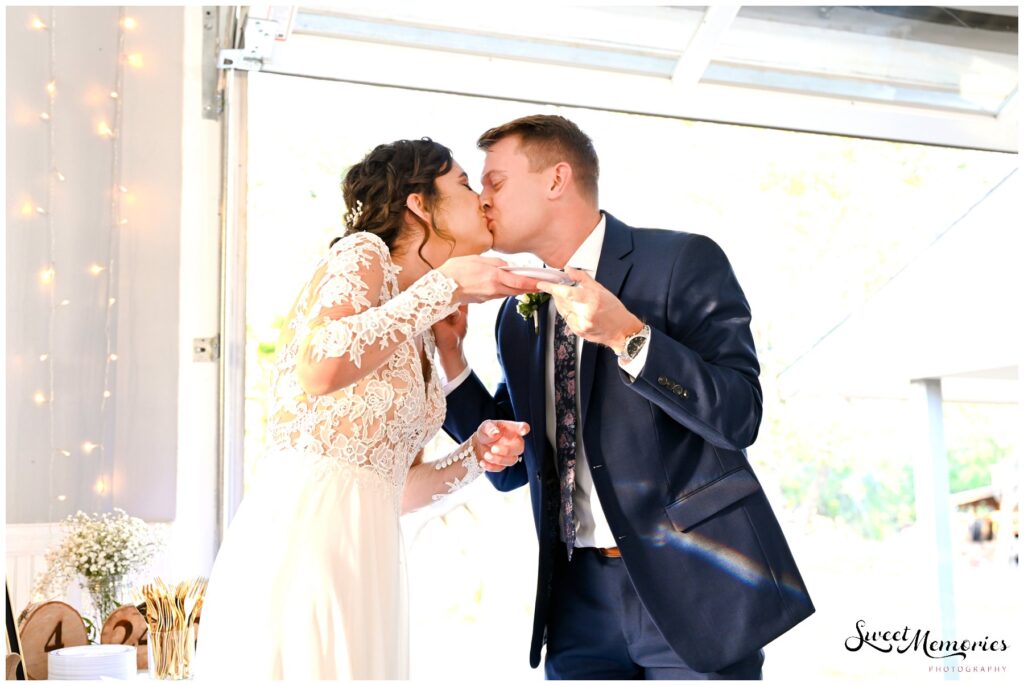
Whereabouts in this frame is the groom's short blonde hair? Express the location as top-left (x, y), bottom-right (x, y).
top-left (477, 115), bottom-right (599, 205)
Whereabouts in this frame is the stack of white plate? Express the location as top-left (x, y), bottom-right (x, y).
top-left (48, 644), bottom-right (136, 680)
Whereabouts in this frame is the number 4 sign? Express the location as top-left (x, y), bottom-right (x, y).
top-left (17, 601), bottom-right (89, 679)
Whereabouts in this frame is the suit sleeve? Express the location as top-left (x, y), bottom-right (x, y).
top-left (442, 299), bottom-right (528, 492)
top-left (623, 234), bottom-right (762, 451)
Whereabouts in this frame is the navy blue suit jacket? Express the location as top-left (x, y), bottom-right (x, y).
top-left (443, 213), bottom-right (814, 672)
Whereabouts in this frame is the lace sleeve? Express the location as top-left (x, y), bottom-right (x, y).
top-left (428, 439), bottom-right (485, 502)
top-left (303, 232), bottom-right (458, 368)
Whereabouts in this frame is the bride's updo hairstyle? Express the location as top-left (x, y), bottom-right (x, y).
top-left (334, 138), bottom-right (456, 265)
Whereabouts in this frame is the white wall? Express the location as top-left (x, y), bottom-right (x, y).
top-left (164, 3), bottom-right (221, 583)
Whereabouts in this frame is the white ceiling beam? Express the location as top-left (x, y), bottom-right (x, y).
top-left (264, 33), bottom-right (1017, 152)
top-left (671, 5), bottom-right (740, 89)
top-left (997, 87), bottom-right (1018, 119)
top-left (945, 6), bottom-right (1019, 17)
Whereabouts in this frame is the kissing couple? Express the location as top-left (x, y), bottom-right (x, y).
top-left (195, 114), bottom-right (814, 680)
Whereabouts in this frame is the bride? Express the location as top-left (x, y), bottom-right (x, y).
top-left (194, 138), bottom-right (538, 679)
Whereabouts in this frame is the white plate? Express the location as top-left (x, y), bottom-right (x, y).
top-left (49, 645), bottom-right (136, 679)
top-left (499, 266), bottom-right (575, 285)
top-left (51, 645), bottom-right (135, 658)
top-left (49, 671), bottom-right (135, 680)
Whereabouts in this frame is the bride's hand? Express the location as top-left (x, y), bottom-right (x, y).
top-left (472, 420), bottom-right (529, 472)
top-left (438, 256), bottom-right (540, 305)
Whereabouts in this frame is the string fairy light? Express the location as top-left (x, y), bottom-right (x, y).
top-left (28, 7), bottom-right (136, 515)
top-left (92, 6), bottom-right (131, 510)
top-left (40, 7), bottom-right (60, 515)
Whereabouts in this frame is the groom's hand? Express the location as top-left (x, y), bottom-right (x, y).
top-left (432, 304), bottom-right (469, 380)
top-left (536, 267), bottom-right (643, 354)
top-left (472, 420), bottom-right (529, 472)
top-left (433, 304), bottom-right (468, 351)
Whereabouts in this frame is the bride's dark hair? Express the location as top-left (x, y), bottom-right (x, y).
top-left (333, 138), bottom-right (456, 266)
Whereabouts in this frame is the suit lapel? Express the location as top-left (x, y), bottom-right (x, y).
top-left (527, 298), bottom-right (550, 459)
top-left (580, 214), bottom-right (634, 424)
top-left (499, 296), bottom-right (551, 462)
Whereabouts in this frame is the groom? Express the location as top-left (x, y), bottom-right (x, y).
top-left (436, 115), bottom-right (814, 679)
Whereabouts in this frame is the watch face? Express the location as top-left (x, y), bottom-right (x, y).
top-left (627, 335), bottom-right (646, 358)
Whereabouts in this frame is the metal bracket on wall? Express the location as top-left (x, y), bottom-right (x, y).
top-left (193, 336), bottom-right (220, 362)
top-left (218, 16), bottom-right (279, 72)
top-left (201, 6), bottom-right (224, 120)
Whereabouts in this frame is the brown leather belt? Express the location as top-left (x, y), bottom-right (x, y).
top-left (595, 546), bottom-right (621, 558)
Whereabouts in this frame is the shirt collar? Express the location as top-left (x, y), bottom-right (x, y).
top-left (562, 213), bottom-right (606, 274)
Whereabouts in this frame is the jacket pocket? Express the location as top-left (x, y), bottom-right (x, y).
top-left (665, 468), bottom-right (761, 532)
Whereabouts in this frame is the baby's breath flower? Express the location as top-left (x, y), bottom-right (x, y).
top-left (31, 508), bottom-right (164, 605)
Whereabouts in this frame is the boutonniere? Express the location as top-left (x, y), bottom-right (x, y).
top-left (516, 292), bottom-right (551, 333)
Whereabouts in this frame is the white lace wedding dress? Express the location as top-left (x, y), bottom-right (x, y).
top-left (194, 231), bottom-right (463, 679)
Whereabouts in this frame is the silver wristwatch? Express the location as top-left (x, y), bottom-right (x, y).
top-left (617, 324), bottom-right (651, 363)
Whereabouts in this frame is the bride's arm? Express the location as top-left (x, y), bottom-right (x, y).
top-left (401, 420), bottom-right (529, 514)
top-left (296, 234), bottom-right (459, 396)
top-left (297, 233), bottom-right (536, 397)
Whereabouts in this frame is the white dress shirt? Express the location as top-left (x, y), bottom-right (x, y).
top-left (445, 214), bottom-right (649, 549)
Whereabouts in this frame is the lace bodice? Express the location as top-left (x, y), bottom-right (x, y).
top-left (266, 231), bottom-right (459, 493)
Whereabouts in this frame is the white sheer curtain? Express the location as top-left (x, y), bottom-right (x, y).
top-left (6, 6), bottom-right (180, 525)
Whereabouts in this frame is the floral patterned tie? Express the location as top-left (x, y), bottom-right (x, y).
top-left (553, 310), bottom-right (578, 560)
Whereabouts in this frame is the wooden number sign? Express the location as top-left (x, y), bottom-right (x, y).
top-left (101, 604), bottom-right (149, 670)
top-left (17, 601), bottom-right (88, 680)
top-left (6, 653), bottom-right (22, 680)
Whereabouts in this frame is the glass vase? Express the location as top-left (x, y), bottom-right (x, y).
top-left (148, 629), bottom-right (195, 680)
top-left (83, 574), bottom-right (126, 624)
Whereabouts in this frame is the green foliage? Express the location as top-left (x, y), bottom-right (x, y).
top-left (765, 393), bottom-right (1008, 541)
top-left (947, 438), bottom-right (1006, 494)
top-left (82, 615), bottom-right (98, 645)
top-left (245, 316), bottom-right (288, 456)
